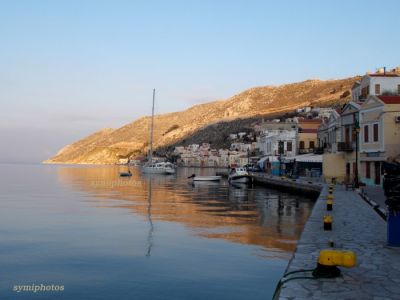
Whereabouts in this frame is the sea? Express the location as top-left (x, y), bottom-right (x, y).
top-left (0, 163), bottom-right (315, 300)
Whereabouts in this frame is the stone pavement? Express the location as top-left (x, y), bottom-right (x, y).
top-left (278, 185), bottom-right (400, 300)
top-left (362, 185), bottom-right (386, 208)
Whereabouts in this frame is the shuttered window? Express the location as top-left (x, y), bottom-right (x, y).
top-left (364, 125), bottom-right (369, 142)
top-left (287, 141), bottom-right (292, 151)
top-left (373, 124), bottom-right (379, 142)
top-left (375, 84), bottom-right (381, 94)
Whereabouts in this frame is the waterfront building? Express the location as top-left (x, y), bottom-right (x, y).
top-left (317, 109), bottom-right (341, 153)
top-left (230, 142), bottom-right (252, 152)
top-left (297, 119), bottom-right (321, 154)
top-left (321, 68), bottom-right (400, 183)
top-left (317, 107), bottom-right (336, 119)
top-left (351, 68), bottom-right (400, 102)
top-left (320, 101), bottom-right (360, 183)
top-left (359, 95), bottom-right (400, 185)
top-left (256, 122), bottom-right (298, 157)
top-left (258, 155), bottom-right (281, 175)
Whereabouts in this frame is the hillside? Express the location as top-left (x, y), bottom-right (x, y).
top-left (44, 77), bottom-right (359, 164)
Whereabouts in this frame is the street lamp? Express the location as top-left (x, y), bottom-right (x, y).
top-left (353, 119), bottom-right (360, 188)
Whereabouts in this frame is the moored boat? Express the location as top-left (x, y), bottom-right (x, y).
top-left (228, 167), bottom-right (251, 183)
top-left (188, 174), bottom-right (222, 181)
top-left (141, 89), bottom-right (176, 175)
top-left (142, 162), bottom-right (176, 175)
top-left (119, 170), bottom-right (132, 177)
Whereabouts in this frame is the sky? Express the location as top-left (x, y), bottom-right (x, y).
top-left (1, 0), bottom-right (399, 163)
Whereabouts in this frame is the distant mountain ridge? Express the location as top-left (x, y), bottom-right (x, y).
top-left (44, 76), bottom-right (359, 164)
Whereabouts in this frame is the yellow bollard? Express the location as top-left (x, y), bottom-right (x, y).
top-left (313, 249), bottom-right (357, 278)
top-left (324, 215), bottom-right (332, 230)
top-left (327, 199), bottom-right (333, 211)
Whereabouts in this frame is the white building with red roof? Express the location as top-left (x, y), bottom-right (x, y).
top-left (352, 67), bottom-right (400, 102)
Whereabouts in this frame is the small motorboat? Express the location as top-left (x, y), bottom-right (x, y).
top-left (228, 167), bottom-right (251, 183)
top-left (119, 170), bottom-right (132, 177)
top-left (188, 174), bottom-right (222, 182)
top-left (142, 162), bottom-right (176, 175)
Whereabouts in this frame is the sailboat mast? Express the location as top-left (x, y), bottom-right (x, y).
top-left (149, 88), bottom-right (155, 162)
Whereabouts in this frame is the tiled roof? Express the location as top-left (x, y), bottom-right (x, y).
top-left (368, 73), bottom-right (399, 77)
top-left (378, 95), bottom-right (400, 104)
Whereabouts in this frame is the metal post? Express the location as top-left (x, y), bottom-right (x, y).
top-left (354, 118), bottom-right (360, 188)
top-left (149, 89), bottom-right (155, 162)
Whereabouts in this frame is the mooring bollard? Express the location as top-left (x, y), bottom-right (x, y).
top-left (327, 199), bottom-right (333, 211)
top-left (313, 249), bottom-right (356, 278)
top-left (324, 215), bottom-right (332, 231)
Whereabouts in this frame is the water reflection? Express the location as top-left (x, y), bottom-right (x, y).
top-left (146, 178), bottom-right (154, 257)
top-left (56, 166), bottom-right (314, 257)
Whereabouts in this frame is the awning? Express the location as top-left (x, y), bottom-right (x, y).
top-left (284, 153), bottom-right (323, 163)
top-left (258, 156), bottom-right (280, 164)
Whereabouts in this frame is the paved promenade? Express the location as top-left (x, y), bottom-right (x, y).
top-left (278, 185), bottom-right (400, 300)
top-left (251, 173), bottom-right (322, 197)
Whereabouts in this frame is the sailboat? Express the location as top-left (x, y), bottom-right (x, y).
top-left (142, 89), bottom-right (176, 175)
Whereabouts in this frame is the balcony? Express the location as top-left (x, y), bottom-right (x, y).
top-left (337, 142), bottom-right (354, 152)
top-left (314, 147), bottom-right (324, 154)
top-left (299, 148), bottom-right (314, 154)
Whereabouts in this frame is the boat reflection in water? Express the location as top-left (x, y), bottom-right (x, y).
top-left (57, 166), bottom-right (314, 256)
top-left (0, 163), bottom-right (315, 300)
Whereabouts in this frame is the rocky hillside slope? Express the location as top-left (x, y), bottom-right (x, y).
top-left (44, 77), bottom-right (358, 164)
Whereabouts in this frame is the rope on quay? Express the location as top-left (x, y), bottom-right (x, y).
top-left (271, 268), bottom-right (316, 300)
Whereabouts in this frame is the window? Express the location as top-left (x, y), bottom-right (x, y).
top-left (299, 141), bottom-right (305, 149)
top-left (309, 141), bottom-right (315, 149)
top-left (361, 86), bottom-right (369, 98)
top-left (375, 84), bottom-right (381, 95)
top-left (373, 124), bottom-right (379, 142)
top-left (364, 125), bottom-right (369, 142)
top-left (366, 162), bottom-right (371, 179)
top-left (398, 85), bottom-right (400, 95)
top-left (287, 141), bottom-right (292, 151)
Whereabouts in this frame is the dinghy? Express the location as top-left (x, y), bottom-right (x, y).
top-left (188, 174), bottom-right (222, 182)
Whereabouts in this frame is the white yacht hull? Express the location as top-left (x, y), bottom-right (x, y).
top-left (192, 176), bottom-right (221, 182)
top-left (142, 167), bottom-right (167, 174)
top-left (229, 176), bottom-right (250, 183)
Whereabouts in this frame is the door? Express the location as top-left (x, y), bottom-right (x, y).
top-left (374, 162), bottom-right (381, 185)
top-left (346, 163), bottom-right (351, 182)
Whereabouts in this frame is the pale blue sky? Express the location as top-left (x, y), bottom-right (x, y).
top-left (1, 0), bottom-right (399, 163)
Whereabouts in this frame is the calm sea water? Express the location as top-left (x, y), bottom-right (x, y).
top-left (0, 164), bottom-right (314, 300)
